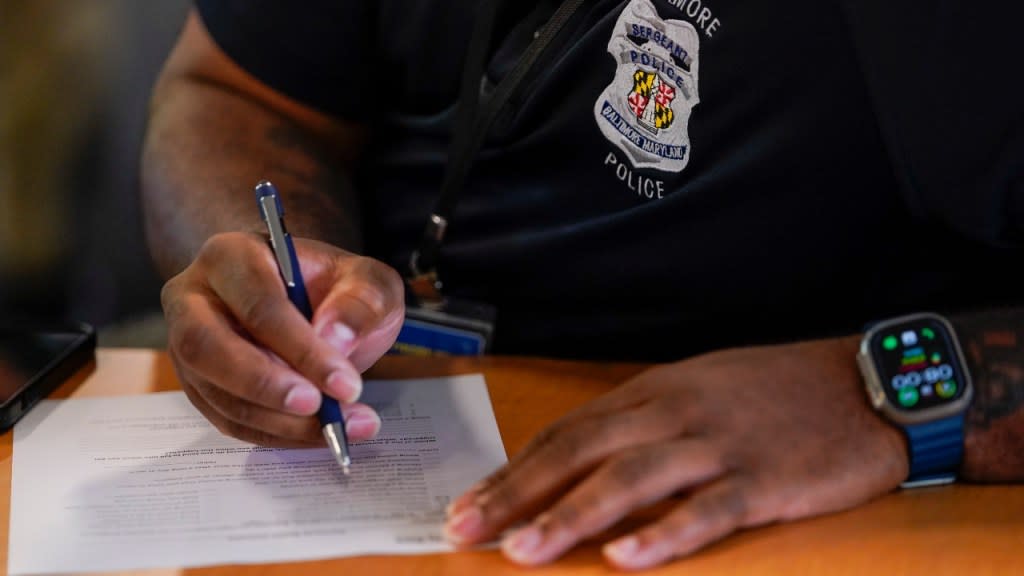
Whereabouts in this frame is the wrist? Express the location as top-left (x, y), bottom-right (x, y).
top-left (838, 333), bottom-right (912, 486)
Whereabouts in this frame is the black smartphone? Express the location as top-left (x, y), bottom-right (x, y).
top-left (0, 321), bottom-right (96, 432)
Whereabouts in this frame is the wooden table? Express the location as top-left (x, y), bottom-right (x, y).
top-left (2, 349), bottom-right (1022, 575)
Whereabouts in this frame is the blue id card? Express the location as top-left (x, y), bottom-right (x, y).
top-left (389, 299), bottom-right (495, 356)
top-left (392, 318), bottom-right (485, 355)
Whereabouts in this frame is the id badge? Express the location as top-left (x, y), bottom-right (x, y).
top-left (390, 297), bottom-right (496, 356)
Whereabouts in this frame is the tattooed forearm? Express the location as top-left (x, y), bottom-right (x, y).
top-left (953, 308), bottom-right (1024, 481)
top-left (142, 78), bottom-right (364, 278)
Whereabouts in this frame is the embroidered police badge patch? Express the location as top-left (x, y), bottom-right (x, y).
top-left (594, 0), bottom-right (701, 173)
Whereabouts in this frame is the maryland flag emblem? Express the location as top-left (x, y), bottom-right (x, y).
top-left (627, 70), bottom-right (676, 134)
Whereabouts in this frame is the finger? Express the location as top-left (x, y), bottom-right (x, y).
top-left (311, 255), bottom-right (405, 372)
top-left (340, 402), bottom-right (383, 441)
top-left (602, 479), bottom-right (749, 570)
top-left (446, 408), bottom-right (654, 521)
top-left (499, 440), bottom-right (725, 566)
top-left (178, 358), bottom-right (382, 444)
top-left (444, 403), bottom-right (679, 545)
top-left (164, 284), bottom-right (329, 416)
top-left (447, 383), bottom-right (677, 517)
top-left (172, 355), bottom-right (318, 444)
top-left (199, 236), bottom-right (363, 403)
top-left (443, 401), bottom-right (645, 521)
top-left (176, 358), bottom-right (237, 435)
top-left (181, 375), bottom-right (318, 448)
top-left (191, 375), bottom-right (328, 444)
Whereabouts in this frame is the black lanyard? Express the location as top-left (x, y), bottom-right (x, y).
top-left (407, 0), bottom-right (586, 303)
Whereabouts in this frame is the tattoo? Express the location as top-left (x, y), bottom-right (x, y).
top-left (953, 308), bottom-right (1024, 480)
top-left (264, 123), bottom-right (333, 187)
top-left (263, 123), bottom-right (362, 249)
top-left (959, 311), bottom-right (1024, 429)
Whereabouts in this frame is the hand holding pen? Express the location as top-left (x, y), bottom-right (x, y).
top-left (157, 183), bottom-right (405, 454)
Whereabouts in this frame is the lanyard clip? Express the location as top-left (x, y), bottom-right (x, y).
top-left (407, 214), bottom-right (448, 309)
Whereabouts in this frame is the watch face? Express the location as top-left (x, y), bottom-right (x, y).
top-left (870, 316), bottom-right (967, 411)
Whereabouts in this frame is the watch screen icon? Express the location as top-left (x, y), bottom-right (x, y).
top-left (898, 387), bottom-right (920, 407)
top-left (883, 335), bottom-right (899, 351)
top-left (936, 380), bottom-right (957, 399)
top-left (901, 330), bottom-right (918, 347)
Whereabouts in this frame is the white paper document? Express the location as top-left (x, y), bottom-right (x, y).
top-left (9, 374), bottom-right (506, 574)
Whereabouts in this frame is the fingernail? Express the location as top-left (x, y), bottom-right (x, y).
top-left (283, 383), bottom-right (321, 414)
top-left (345, 410), bottom-right (380, 438)
top-left (446, 490), bottom-right (478, 517)
top-left (603, 536), bottom-right (639, 565)
top-left (445, 500), bottom-right (459, 518)
top-left (474, 490), bottom-right (492, 507)
top-left (326, 368), bottom-right (362, 403)
top-left (468, 479), bottom-right (490, 494)
top-left (502, 525), bottom-right (542, 563)
top-left (443, 506), bottom-right (483, 543)
top-left (322, 322), bottom-right (356, 355)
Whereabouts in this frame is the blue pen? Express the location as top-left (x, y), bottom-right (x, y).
top-left (255, 180), bottom-right (352, 475)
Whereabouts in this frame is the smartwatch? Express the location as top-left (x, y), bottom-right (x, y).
top-left (856, 312), bottom-right (974, 488)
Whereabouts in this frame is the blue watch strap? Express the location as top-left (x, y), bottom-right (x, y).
top-left (901, 414), bottom-right (965, 488)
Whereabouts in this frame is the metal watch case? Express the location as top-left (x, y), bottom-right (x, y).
top-left (856, 312), bottom-right (974, 426)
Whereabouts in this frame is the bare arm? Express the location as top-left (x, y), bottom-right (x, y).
top-left (142, 9), bottom-right (365, 278)
top-left (142, 10), bottom-right (404, 450)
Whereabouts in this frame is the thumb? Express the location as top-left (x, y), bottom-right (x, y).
top-left (312, 258), bottom-right (405, 372)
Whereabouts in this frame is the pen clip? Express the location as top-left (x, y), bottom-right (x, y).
top-left (254, 181), bottom-right (296, 287)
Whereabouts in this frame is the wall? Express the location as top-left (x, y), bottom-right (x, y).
top-left (0, 0), bottom-right (190, 346)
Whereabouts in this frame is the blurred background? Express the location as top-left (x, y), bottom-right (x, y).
top-left (1, 0), bottom-right (190, 346)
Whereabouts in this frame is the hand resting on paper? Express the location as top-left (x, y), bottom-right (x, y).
top-left (444, 335), bottom-right (909, 570)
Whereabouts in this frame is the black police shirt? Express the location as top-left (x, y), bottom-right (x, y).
top-left (195, 0), bottom-right (1024, 361)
